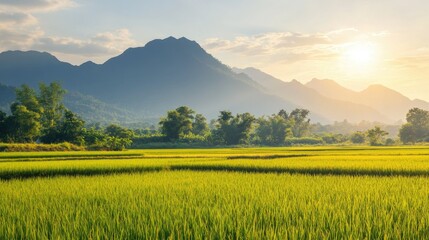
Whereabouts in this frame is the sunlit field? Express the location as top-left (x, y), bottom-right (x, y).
top-left (1, 146), bottom-right (429, 239)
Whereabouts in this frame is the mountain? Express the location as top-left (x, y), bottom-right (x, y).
top-left (0, 37), bottom-right (298, 120)
top-left (233, 67), bottom-right (388, 123)
top-left (1, 36), bottom-right (423, 124)
top-left (306, 79), bottom-right (429, 122)
top-left (0, 50), bottom-right (75, 88)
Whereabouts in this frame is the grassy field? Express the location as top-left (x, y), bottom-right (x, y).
top-left (1, 146), bottom-right (429, 239)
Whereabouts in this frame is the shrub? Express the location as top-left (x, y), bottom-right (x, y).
top-left (284, 137), bottom-right (324, 146)
top-left (0, 142), bottom-right (85, 152)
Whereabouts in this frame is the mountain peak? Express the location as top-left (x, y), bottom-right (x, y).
top-left (290, 79), bottom-right (302, 85)
top-left (143, 36), bottom-right (200, 49)
top-left (0, 50), bottom-right (60, 63)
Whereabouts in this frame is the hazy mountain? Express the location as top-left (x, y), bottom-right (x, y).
top-left (233, 67), bottom-right (388, 123)
top-left (0, 50), bottom-right (75, 88)
top-left (1, 36), bottom-right (423, 123)
top-left (306, 79), bottom-right (429, 122)
top-left (0, 37), bottom-right (298, 120)
top-left (63, 92), bottom-right (141, 123)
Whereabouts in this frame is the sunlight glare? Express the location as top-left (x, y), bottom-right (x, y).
top-left (344, 42), bottom-right (377, 65)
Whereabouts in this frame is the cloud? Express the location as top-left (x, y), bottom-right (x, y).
top-left (32, 29), bottom-right (138, 56)
top-left (0, 0), bottom-right (137, 63)
top-left (203, 29), bottom-right (388, 63)
top-left (387, 48), bottom-right (429, 69)
top-left (0, 0), bottom-right (75, 12)
top-left (0, 28), bottom-right (43, 50)
top-left (0, 0), bottom-right (136, 62)
top-left (0, 11), bottom-right (37, 26)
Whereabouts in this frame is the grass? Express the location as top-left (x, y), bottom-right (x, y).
top-left (0, 146), bottom-right (429, 238)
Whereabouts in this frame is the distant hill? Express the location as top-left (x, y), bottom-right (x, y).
top-left (0, 50), bottom-right (75, 88)
top-left (306, 79), bottom-right (429, 122)
top-left (0, 37), bottom-right (297, 120)
top-left (1, 36), bottom-right (425, 123)
top-left (233, 67), bottom-right (388, 123)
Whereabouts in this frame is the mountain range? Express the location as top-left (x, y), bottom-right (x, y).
top-left (0, 36), bottom-right (427, 124)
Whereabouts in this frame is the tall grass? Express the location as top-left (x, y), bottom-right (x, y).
top-left (1, 171), bottom-right (428, 239)
top-left (0, 146), bottom-right (429, 238)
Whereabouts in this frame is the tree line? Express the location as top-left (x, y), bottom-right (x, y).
top-left (1, 83), bottom-right (429, 149)
top-left (0, 83), bottom-right (133, 150)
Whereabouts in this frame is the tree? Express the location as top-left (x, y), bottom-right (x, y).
top-left (105, 124), bottom-right (134, 139)
top-left (366, 126), bottom-right (388, 146)
top-left (399, 123), bottom-right (416, 144)
top-left (289, 109), bottom-right (311, 137)
top-left (83, 127), bottom-right (108, 146)
top-left (38, 82), bottom-right (66, 129)
top-left (192, 114), bottom-right (209, 136)
top-left (159, 106), bottom-right (195, 140)
top-left (215, 111), bottom-right (255, 145)
top-left (399, 108), bottom-right (429, 143)
top-left (15, 85), bottom-right (43, 114)
top-left (350, 131), bottom-right (366, 144)
top-left (57, 110), bottom-right (86, 145)
top-left (102, 124), bottom-right (134, 150)
top-left (255, 113), bottom-right (291, 145)
top-left (8, 104), bottom-right (41, 142)
top-left (40, 110), bottom-right (86, 145)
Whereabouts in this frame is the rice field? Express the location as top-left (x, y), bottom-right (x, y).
top-left (1, 146), bottom-right (429, 239)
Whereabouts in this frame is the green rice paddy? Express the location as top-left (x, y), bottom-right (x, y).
top-left (1, 146), bottom-right (428, 239)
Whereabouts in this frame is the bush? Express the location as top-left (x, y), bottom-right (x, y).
top-left (0, 142), bottom-right (85, 152)
top-left (284, 137), bottom-right (324, 146)
top-left (385, 138), bottom-right (396, 146)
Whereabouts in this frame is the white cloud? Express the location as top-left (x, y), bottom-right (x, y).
top-left (0, 11), bottom-right (37, 26)
top-left (203, 29), bottom-right (388, 63)
top-left (0, 27), bottom-right (43, 50)
top-left (0, 0), bottom-right (75, 12)
top-left (32, 29), bottom-right (138, 56)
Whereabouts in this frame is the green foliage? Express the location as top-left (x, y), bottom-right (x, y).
top-left (350, 131), bottom-right (366, 144)
top-left (289, 109), bottom-right (311, 137)
top-left (159, 106), bottom-right (195, 140)
top-left (83, 128), bottom-right (108, 146)
top-left (214, 111), bottom-right (255, 145)
top-left (38, 82), bottom-right (67, 129)
top-left (15, 85), bottom-right (43, 114)
top-left (399, 123), bottom-right (416, 144)
top-left (105, 124), bottom-right (134, 139)
top-left (40, 110), bottom-right (86, 146)
top-left (319, 133), bottom-right (348, 144)
top-left (192, 113), bottom-right (209, 136)
top-left (0, 142), bottom-right (84, 152)
top-left (104, 136), bottom-right (132, 151)
top-left (8, 104), bottom-right (41, 142)
top-left (366, 126), bottom-right (388, 146)
top-left (255, 110), bottom-right (292, 145)
top-left (399, 108), bottom-right (429, 143)
top-left (284, 137), bottom-right (324, 145)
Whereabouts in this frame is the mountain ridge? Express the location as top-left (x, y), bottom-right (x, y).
top-left (0, 37), bottom-right (302, 121)
top-left (233, 67), bottom-right (389, 123)
top-left (306, 78), bottom-right (429, 121)
top-left (0, 36), bottom-right (425, 123)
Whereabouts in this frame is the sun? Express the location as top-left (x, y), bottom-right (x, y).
top-left (344, 42), bottom-right (377, 65)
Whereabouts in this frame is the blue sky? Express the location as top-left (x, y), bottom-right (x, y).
top-left (1, 0), bottom-right (428, 100)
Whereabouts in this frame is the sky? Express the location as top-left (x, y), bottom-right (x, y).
top-left (0, 0), bottom-right (428, 101)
